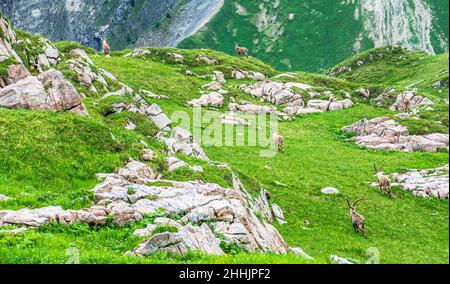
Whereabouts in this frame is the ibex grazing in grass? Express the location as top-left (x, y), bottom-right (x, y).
top-left (102, 36), bottom-right (110, 55)
top-left (374, 164), bottom-right (393, 197)
top-left (345, 197), bottom-right (367, 238)
top-left (235, 42), bottom-right (249, 58)
top-left (272, 132), bottom-right (285, 153)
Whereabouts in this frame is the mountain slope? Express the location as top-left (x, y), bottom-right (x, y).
top-left (181, 0), bottom-right (449, 72)
top-left (1, 14), bottom-right (449, 263)
top-left (0, 0), bottom-right (224, 50)
top-left (2, 1), bottom-right (448, 73)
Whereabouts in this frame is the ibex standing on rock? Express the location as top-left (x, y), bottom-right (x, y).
top-left (345, 197), bottom-right (367, 238)
top-left (235, 42), bottom-right (249, 58)
top-left (374, 164), bottom-right (393, 197)
top-left (102, 36), bottom-right (110, 56)
top-left (272, 132), bottom-right (285, 153)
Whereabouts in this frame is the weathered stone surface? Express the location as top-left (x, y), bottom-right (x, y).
top-left (145, 103), bottom-right (171, 130)
top-left (124, 48), bottom-right (152, 58)
top-left (330, 255), bottom-right (354, 264)
top-left (134, 232), bottom-right (189, 256)
top-left (142, 149), bottom-right (155, 161)
top-left (0, 206), bottom-right (65, 227)
top-left (232, 70), bottom-right (266, 80)
top-left (168, 52), bottom-right (184, 63)
top-left (291, 247), bottom-right (313, 259)
top-left (94, 172), bottom-right (292, 254)
top-left (229, 102), bottom-right (277, 115)
top-left (99, 68), bottom-right (118, 82)
top-left (117, 160), bottom-right (157, 184)
top-left (0, 160), bottom-right (307, 257)
top-left (342, 117), bottom-right (449, 152)
top-left (220, 113), bottom-right (250, 125)
top-left (69, 48), bottom-right (94, 66)
top-left (356, 88), bottom-right (370, 98)
top-left (243, 81), bottom-right (309, 106)
top-left (66, 48), bottom-right (111, 94)
top-left (167, 157), bottom-right (187, 172)
top-left (388, 164), bottom-right (449, 199)
top-left (0, 69), bottom-right (88, 115)
top-left (306, 99), bottom-right (354, 111)
top-left (6, 64), bottom-right (31, 85)
top-left (202, 81), bottom-right (222, 90)
top-left (145, 103), bottom-right (163, 116)
top-left (188, 92), bottom-right (224, 107)
top-left (159, 127), bottom-right (209, 161)
top-left (196, 55), bottom-right (219, 65)
top-left (271, 204), bottom-right (287, 225)
top-left (37, 69), bottom-right (88, 114)
top-left (321, 187), bottom-right (339, 195)
top-left (212, 71), bottom-right (226, 84)
top-left (342, 117), bottom-right (408, 137)
top-left (284, 106), bottom-right (323, 115)
top-left (133, 224), bottom-right (157, 237)
top-left (0, 17), bottom-right (22, 64)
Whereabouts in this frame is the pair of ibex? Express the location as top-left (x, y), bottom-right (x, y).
top-left (344, 164), bottom-right (394, 238)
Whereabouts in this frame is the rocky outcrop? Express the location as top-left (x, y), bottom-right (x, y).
top-left (145, 103), bottom-right (172, 130)
top-left (124, 48), bottom-right (152, 58)
top-left (232, 70), bottom-right (266, 80)
top-left (159, 127), bottom-right (209, 161)
top-left (0, 16), bottom-right (22, 64)
top-left (133, 223), bottom-right (223, 256)
top-left (306, 98), bottom-right (354, 111)
top-left (0, 69), bottom-right (88, 115)
top-left (66, 48), bottom-right (110, 94)
top-left (229, 102), bottom-right (291, 120)
top-left (196, 55), bottom-right (219, 65)
top-left (3, 64), bottom-right (31, 86)
top-left (243, 81), bottom-right (309, 106)
top-left (342, 117), bottom-right (449, 152)
top-left (0, 160), bottom-right (308, 258)
top-left (388, 164), bottom-right (449, 199)
top-left (229, 102), bottom-right (277, 115)
top-left (188, 92), bottom-right (224, 107)
top-left (220, 113), bottom-right (250, 125)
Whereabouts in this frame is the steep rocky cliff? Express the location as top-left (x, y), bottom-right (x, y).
top-left (181, 0), bottom-right (449, 71)
top-left (0, 0), bottom-right (179, 50)
top-left (1, 0), bottom-right (448, 72)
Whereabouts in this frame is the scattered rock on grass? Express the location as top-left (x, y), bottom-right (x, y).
top-left (321, 187), bottom-right (339, 195)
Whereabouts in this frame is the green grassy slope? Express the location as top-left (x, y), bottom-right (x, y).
top-left (82, 51), bottom-right (450, 263)
top-left (327, 46), bottom-right (449, 135)
top-left (180, 0), bottom-right (449, 72)
top-left (0, 43), bottom-right (448, 263)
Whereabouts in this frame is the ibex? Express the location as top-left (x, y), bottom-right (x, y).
top-left (345, 197), bottom-right (366, 238)
top-left (235, 42), bottom-right (249, 58)
top-left (374, 164), bottom-right (393, 197)
top-left (272, 132), bottom-right (285, 153)
top-left (102, 36), bottom-right (110, 55)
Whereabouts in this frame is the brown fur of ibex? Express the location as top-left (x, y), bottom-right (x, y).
top-left (102, 36), bottom-right (110, 55)
top-left (345, 197), bottom-right (366, 238)
top-left (235, 42), bottom-right (248, 58)
top-left (272, 133), bottom-right (285, 153)
top-left (374, 164), bottom-right (393, 197)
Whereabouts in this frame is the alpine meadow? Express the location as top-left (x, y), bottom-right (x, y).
top-left (0, 1), bottom-right (448, 266)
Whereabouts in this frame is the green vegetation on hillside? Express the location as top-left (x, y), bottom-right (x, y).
top-left (0, 28), bottom-right (449, 264)
top-left (181, 0), bottom-right (449, 72)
